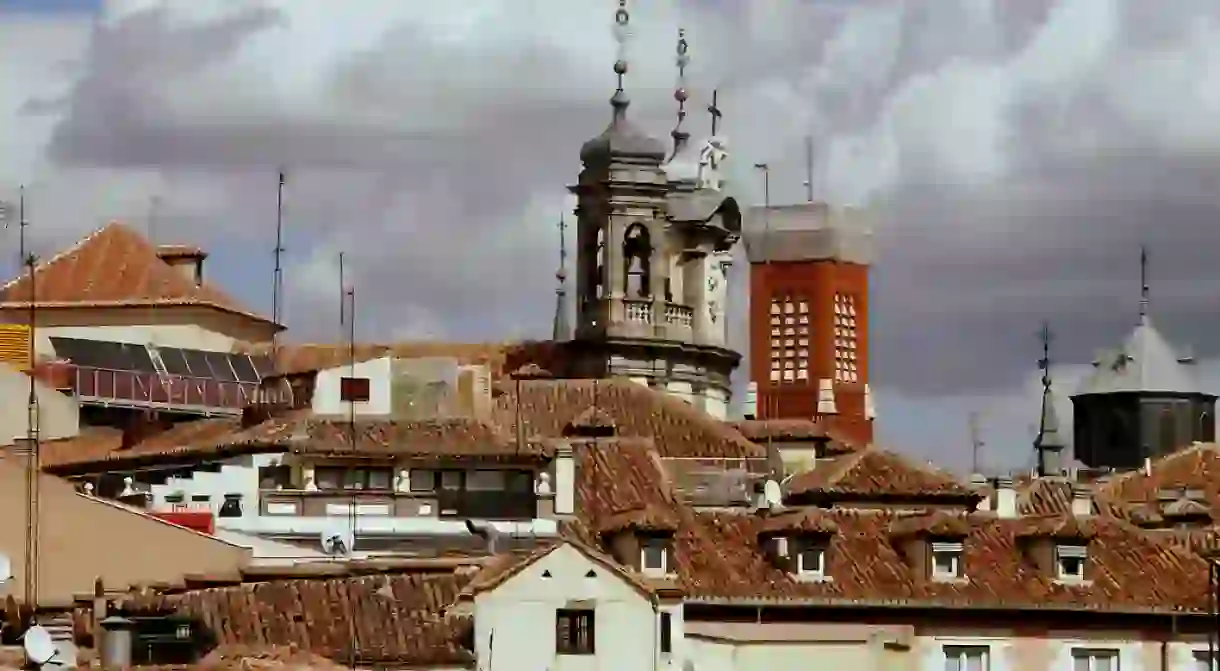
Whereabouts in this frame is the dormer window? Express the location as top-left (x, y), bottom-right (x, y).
top-left (1056, 543), bottom-right (1087, 582)
top-left (796, 542), bottom-right (826, 579)
top-left (641, 537), bottom-right (675, 577)
top-left (931, 541), bottom-right (964, 581)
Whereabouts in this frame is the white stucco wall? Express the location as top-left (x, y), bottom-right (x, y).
top-left (0, 362), bottom-right (79, 444)
top-left (474, 544), bottom-right (681, 671)
top-left (150, 453), bottom-right (278, 522)
top-left (312, 357), bottom-right (393, 417)
top-left (916, 634), bottom-right (1202, 670)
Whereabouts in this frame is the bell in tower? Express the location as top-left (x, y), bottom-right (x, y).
top-left (564, 3), bottom-right (741, 419)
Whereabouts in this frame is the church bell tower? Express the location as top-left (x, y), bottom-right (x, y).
top-left (563, 3), bottom-right (742, 418)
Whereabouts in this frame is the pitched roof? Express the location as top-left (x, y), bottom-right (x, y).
top-left (40, 419), bottom-right (243, 469)
top-left (1076, 315), bottom-right (1204, 396)
top-left (494, 378), bottom-right (763, 459)
top-left (458, 536), bottom-right (661, 601)
top-left (572, 437), bottom-right (682, 537)
top-left (0, 455), bottom-right (250, 607)
top-left (784, 446), bottom-right (976, 504)
top-left (138, 571), bottom-right (475, 667)
top-left (0, 222), bottom-right (276, 326)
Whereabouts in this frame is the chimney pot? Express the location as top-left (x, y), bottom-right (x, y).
top-left (553, 442), bottom-right (575, 516)
top-left (156, 245), bottom-right (207, 286)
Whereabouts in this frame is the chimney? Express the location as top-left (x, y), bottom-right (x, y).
top-left (1071, 484), bottom-right (1093, 517)
top-left (457, 365), bottom-right (492, 418)
top-left (863, 383), bottom-right (876, 420)
top-left (993, 477), bottom-right (1017, 518)
top-left (968, 473), bottom-right (989, 510)
top-left (553, 441), bottom-right (575, 516)
top-left (816, 379), bottom-right (837, 415)
top-left (156, 245), bottom-right (207, 286)
top-left (743, 382), bottom-right (758, 420)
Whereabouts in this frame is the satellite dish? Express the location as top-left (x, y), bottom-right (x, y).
top-left (23, 625), bottom-right (57, 665)
top-left (48, 640), bottom-right (76, 669)
top-left (319, 525), bottom-right (354, 556)
top-left (0, 552), bottom-right (11, 585)
top-left (762, 479), bottom-right (784, 511)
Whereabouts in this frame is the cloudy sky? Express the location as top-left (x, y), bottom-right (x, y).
top-left (4, 0), bottom-right (1220, 472)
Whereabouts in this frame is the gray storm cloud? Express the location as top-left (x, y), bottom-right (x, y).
top-left (10, 0), bottom-right (1220, 403)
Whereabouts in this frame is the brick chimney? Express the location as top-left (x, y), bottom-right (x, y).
top-left (156, 244), bottom-right (207, 286)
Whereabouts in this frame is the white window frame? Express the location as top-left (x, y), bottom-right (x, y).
top-left (931, 542), bottom-right (963, 581)
top-left (1072, 648), bottom-right (1118, 671)
top-left (1056, 544), bottom-right (1088, 582)
top-left (943, 644), bottom-right (989, 671)
top-left (795, 544), bottom-right (826, 580)
top-left (640, 539), bottom-right (671, 577)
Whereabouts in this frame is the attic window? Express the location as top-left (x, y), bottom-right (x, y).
top-left (1056, 543), bottom-right (1087, 582)
top-left (796, 542), bottom-right (826, 579)
top-left (641, 537), bottom-right (675, 577)
top-left (930, 541), bottom-right (963, 581)
top-left (339, 376), bottom-right (371, 403)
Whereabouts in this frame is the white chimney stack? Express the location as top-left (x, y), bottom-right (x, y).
top-left (816, 379), bottom-right (837, 415)
top-left (994, 477), bottom-right (1017, 518)
top-left (1071, 484), bottom-right (1093, 517)
top-left (554, 442), bottom-right (575, 516)
top-left (863, 383), bottom-right (876, 420)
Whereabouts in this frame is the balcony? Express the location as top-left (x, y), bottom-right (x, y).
top-left (437, 489), bottom-right (538, 520)
top-left (66, 365), bottom-right (259, 416)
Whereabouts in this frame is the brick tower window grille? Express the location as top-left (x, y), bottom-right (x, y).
top-left (770, 296), bottom-right (811, 383)
top-left (833, 293), bottom-right (859, 383)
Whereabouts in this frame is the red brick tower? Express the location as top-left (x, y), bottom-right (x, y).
top-left (743, 203), bottom-right (875, 446)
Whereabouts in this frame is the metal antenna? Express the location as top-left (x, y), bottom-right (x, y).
top-left (968, 410), bottom-right (983, 474)
top-left (23, 252), bottom-right (39, 608)
top-left (272, 169), bottom-right (287, 364)
top-left (1035, 321), bottom-right (1054, 477)
top-left (803, 136), bottom-right (815, 203)
top-left (18, 185), bottom-right (28, 268)
top-left (1138, 245), bottom-right (1150, 323)
top-left (754, 162), bottom-right (773, 422)
top-left (338, 252), bottom-right (346, 332)
top-left (552, 215), bottom-right (570, 341)
top-left (708, 89), bottom-right (722, 136)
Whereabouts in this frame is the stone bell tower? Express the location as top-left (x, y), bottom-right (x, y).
top-left (563, 5), bottom-right (741, 418)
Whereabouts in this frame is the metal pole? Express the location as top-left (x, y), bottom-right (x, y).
top-left (23, 253), bottom-right (39, 609)
top-left (753, 163), bottom-right (771, 420)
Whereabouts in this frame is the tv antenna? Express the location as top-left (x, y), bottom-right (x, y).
top-left (969, 410), bottom-right (984, 474)
top-left (271, 168), bottom-right (287, 366)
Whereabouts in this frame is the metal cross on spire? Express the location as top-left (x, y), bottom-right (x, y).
top-left (1037, 320), bottom-right (1053, 389)
top-left (671, 27), bottom-right (690, 154)
top-left (708, 89), bottom-right (722, 136)
top-left (612, 0), bottom-right (631, 94)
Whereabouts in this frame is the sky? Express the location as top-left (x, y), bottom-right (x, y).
top-left (5, 0), bottom-right (1220, 473)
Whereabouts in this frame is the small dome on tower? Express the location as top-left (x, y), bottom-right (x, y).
top-left (580, 92), bottom-right (667, 165)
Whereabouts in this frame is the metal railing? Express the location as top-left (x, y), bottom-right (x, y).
top-left (69, 365), bottom-right (259, 412)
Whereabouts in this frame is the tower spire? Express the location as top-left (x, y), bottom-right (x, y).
top-left (1034, 321), bottom-right (1065, 476)
top-left (610, 0), bottom-right (632, 118)
top-left (1138, 244), bottom-right (1149, 323)
top-left (670, 28), bottom-right (691, 159)
top-left (552, 213), bottom-right (570, 341)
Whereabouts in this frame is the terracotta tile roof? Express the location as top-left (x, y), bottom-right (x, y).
top-left (249, 341), bottom-right (563, 377)
top-left (731, 419), bottom-right (827, 442)
top-left (784, 446), bottom-right (976, 505)
top-left (0, 223), bottom-right (275, 326)
top-left (496, 379), bottom-right (763, 459)
top-left (676, 508), bottom-right (1210, 610)
top-left (1017, 477), bottom-right (1075, 516)
top-left (40, 419), bottom-right (243, 469)
top-left (572, 438), bottom-right (682, 536)
top-left (136, 571), bottom-right (474, 667)
top-left (757, 508), bottom-right (839, 536)
top-left (270, 417), bottom-right (549, 459)
top-left (1099, 442), bottom-right (1220, 511)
